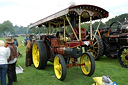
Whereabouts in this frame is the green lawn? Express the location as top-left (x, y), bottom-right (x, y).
top-left (1, 37), bottom-right (127, 85)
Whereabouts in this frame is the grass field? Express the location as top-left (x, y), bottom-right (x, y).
top-left (1, 37), bottom-right (127, 85)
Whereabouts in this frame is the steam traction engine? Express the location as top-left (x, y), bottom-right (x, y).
top-left (98, 19), bottom-right (128, 68)
top-left (118, 19), bottom-right (128, 68)
top-left (29, 4), bottom-right (109, 80)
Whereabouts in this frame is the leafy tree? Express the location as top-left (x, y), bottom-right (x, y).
top-left (106, 13), bottom-right (128, 26)
top-left (81, 23), bottom-right (90, 31)
top-left (92, 22), bottom-right (105, 30)
top-left (1, 20), bottom-right (15, 34)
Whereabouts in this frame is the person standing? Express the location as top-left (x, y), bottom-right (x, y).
top-left (0, 40), bottom-right (10, 85)
top-left (6, 38), bottom-right (18, 85)
top-left (25, 39), bottom-right (32, 67)
top-left (13, 39), bottom-right (18, 47)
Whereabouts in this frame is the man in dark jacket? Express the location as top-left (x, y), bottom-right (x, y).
top-left (6, 38), bottom-right (18, 85)
top-left (25, 39), bottom-right (32, 67)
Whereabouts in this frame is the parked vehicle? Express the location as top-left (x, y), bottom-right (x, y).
top-left (118, 19), bottom-right (128, 68)
top-left (98, 21), bottom-right (122, 59)
top-left (91, 17), bottom-right (128, 67)
top-left (29, 4), bottom-right (109, 80)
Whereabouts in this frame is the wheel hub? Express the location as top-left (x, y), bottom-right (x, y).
top-left (125, 55), bottom-right (128, 60)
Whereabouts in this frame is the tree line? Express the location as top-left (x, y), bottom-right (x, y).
top-left (0, 20), bottom-right (30, 36)
top-left (0, 13), bottom-right (128, 36)
top-left (81, 13), bottom-right (128, 31)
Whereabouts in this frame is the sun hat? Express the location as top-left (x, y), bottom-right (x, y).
top-left (0, 40), bottom-right (5, 46)
top-left (6, 38), bottom-right (14, 44)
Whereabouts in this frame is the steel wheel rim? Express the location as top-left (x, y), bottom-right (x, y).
top-left (80, 54), bottom-right (91, 75)
top-left (92, 40), bottom-right (98, 57)
top-left (120, 48), bottom-right (128, 66)
top-left (32, 43), bottom-right (40, 68)
top-left (54, 56), bottom-right (62, 79)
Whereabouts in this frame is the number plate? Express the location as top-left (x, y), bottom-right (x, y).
top-left (84, 41), bottom-right (89, 46)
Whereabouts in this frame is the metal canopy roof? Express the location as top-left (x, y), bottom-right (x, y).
top-left (29, 4), bottom-right (109, 28)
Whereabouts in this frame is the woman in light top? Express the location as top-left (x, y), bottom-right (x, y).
top-left (0, 40), bottom-right (10, 85)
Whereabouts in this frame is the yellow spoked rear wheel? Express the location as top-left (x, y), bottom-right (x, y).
top-left (80, 52), bottom-right (95, 76)
top-left (54, 54), bottom-right (66, 81)
top-left (32, 43), bottom-right (40, 68)
top-left (87, 35), bottom-right (104, 60)
top-left (118, 47), bottom-right (128, 68)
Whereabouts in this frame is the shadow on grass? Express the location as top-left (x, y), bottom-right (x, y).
top-left (39, 62), bottom-right (94, 84)
top-left (96, 55), bottom-right (118, 64)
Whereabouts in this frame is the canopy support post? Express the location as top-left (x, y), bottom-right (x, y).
top-left (64, 19), bottom-right (66, 41)
top-left (49, 22), bottom-right (51, 35)
top-left (59, 23), bottom-right (60, 32)
top-left (93, 19), bottom-right (102, 40)
top-left (90, 16), bottom-right (93, 40)
top-left (79, 15), bottom-right (81, 41)
top-left (65, 15), bottom-right (79, 41)
top-left (38, 26), bottom-right (41, 40)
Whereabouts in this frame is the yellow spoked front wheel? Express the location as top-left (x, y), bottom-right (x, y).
top-left (54, 54), bottom-right (66, 81)
top-left (80, 52), bottom-right (95, 76)
top-left (118, 47), bottom-right (128, 68)
top-left (32, 40), bottom-right (47, 69)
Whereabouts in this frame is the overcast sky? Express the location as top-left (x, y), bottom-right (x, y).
top-left (0, 0), bottom-right (128, 27)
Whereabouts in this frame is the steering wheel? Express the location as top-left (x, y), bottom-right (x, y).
top-left (109, 21), bottom-right (122, 33)
top-left (109, 21), bottom-right (122, 29)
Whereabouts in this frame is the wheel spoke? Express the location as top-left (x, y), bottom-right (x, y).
top-left (88, 66), bottom-right (91, 72)
top-left (85, 59), bottom-right (91, 66)
top-left (93, 46), bottom-right (98, 49)
top-left (85, 61), bottom-right (90, 66)
top-left (93, 41), bottom-right (97, 46)
top-left (58, 65), bottom-right (62, 74)
top-left (55, 64), bottom-right (61, 70)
